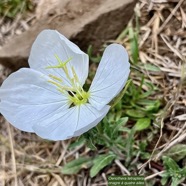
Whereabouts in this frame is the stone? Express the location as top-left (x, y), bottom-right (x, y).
top-left (0, 0), bottom-right (137, 70)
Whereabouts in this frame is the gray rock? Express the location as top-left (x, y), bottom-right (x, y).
top-left (0, 0), bottom-right (137, 70)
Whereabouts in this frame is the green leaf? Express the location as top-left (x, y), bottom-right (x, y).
top-left (142, 64), bottom-right (161, 72)
top-left (144, 101), bottom-right (161, 112)
top-left (162, 156), bottom-right (186, 185)
top-left (134, 118), bottom-right (151, 131)
top-left (163, 156), bottom-right (180, 172)
top-left (161, 176), bottom-right (169, 186)
top-left (181, 167), bottom-right (186, 175)
top-left (161, 171), bottom-right (171, 185)
top-left (87, 45), bottom-right (101, 63)
top-left (86, 136), bottom-right (97, 150)
top-left (171, 178), bottom-right (181, 186)
top-left (112, 117), bottom-right (128, 135)
top-left (138, 91), bottom-right (154, 99)
top-left (68, 136), bottom-right (85, 150)
top-left (111, 79), bottom-right (132, 109)
top-left (125, 128), bottom-right (135, 165)
top-left (83, 130), bottom-right (97, 150)
top-left (126, 109), bottom-right (146, 118)
top-left (62, 157), bottom-right (92, 175)
top-left (117, 27), bottom-right (128, 40)
top-left (137, 99), bottom-right (161, 112)
top-left (0, 0), bottom-right (33, 18)
top-left (129, 24), bottom-right (139, 64)
top-left (90, 154), bottom-right (116, 177)
top-left (164, 144), bottom-right (186, 161)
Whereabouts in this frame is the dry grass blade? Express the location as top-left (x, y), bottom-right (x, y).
top-left (145, 170), bottom-right (165, 180)
top-left (1, 146), bottom-right (6, 186)
top-left (115, 160), bottom-right (130, 175)
top-left (160, 34), bottom-right (183, 60)
top-left (51, 173), bottom-right (66, 186)
top-left (157, 0), bottom-right (185, 33)
top-left (7, 122), bottom-right (18, 186)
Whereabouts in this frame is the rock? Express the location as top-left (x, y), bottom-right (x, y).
top-left (0, 0), bottom-right (137, 70)
top-left (36, 0), bottom-right (70, 19)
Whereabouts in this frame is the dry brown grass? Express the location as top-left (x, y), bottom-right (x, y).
top-left (0, 0), bottom-right (186, 185)
top-left (138, 0), bottom-right (186, 161)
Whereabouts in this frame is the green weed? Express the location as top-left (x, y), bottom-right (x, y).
top-left (0, 0), bottom-right (33, 18)
top-left (161, 156), bottom-right (186, 186)
top-left (62, 18), bottom-right (163, 178)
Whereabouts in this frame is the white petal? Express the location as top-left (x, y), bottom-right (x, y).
top-left (73, 104), bottom-right (110, 137)
top-left (89, 44), bottom-right (130, 110)
top-left (28, 30), bottom-right (89, 86)
top-left (0, 68), bottom-right (69, 132)
top-left (33, 107), bottom-right (78, 140)
top-left (33, 104), bottom-right (110, 141)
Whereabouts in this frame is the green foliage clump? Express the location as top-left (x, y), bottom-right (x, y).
top-left (0, 0), bottom-right (33, 18)
top-left (161, 156), bottom-right (186, 186)
top-left (62, 19), bottom-right (163, 178)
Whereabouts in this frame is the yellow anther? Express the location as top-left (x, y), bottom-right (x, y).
top-left (49, 74), bottom-right (63, 82)
top-left (47, 80), bottom-right (62, 89)
top-left (71, 66), bottom-right (79, 83)
top-left (61, 86), bottom-right (74, 91)
top-left (46, 54), bottom-right (90, 106)
top-left (57, 88), bottom-right (64, 93)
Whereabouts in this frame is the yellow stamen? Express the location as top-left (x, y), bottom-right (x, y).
top-left (47, 80), bottom-right (62, 89)
top-left (49, 74), bottom-right (63, 82)
top-left (46, 55), bottom-right (90, 106)
top-left (71, 66), bottom-right (79, 83)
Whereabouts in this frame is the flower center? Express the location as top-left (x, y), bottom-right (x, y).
top-left (46, 55), bottom-right (90, 106)
top-left (69, 90), bottom-right (90, 106)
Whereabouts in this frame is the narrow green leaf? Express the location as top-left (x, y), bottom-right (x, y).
top-left (62, 157), bottom-right (92, 175)
top-left (112, 117), bottom-right (128, 135)
top-left (90, 154), bottom-right (116, 177)
top-left (137, 99), bottom-right (161, 112)
top-left (86, 137), bottom-right (97, 150)
top-left (125, 128), bottom-right (135, 165)
top-left (161, 176), bottom-right (169, 186)
top-left (180, 167), bottom-right (186, 176)
top-left (145, 101), bottom-right (161, 112)
top-left (117, 27), bottom-right (129, 40)
top-left (126, 109), bottom-right (146, 118)
top-left (142, 64), bottom-right (161, 72)
top-left (129, 24), bottom-right (139, 64)
top-left (163, 156), bottom-right (180, 172)
top-left (138, 91), bottom-right (154, 99)
top-left (87, 45), bottom-right (101, 63)
top-left (134, 118), bottom-right (151, 131)
top-left (171, 178), bottom-right (181, 186)
top-left (111, 79), bottom-right (132, 109)
top-left (68, 137), bottom-right (85, 150)
top-left (165, 144), bottom-right (186, 161)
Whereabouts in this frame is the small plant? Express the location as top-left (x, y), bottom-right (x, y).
top-left (0, 0), bottom-right (33, 18)
top-left (161, 156), bottom-right (186, 186)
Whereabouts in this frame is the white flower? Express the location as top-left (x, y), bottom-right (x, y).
top-left (0, 30), bottom-right (130, 141)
